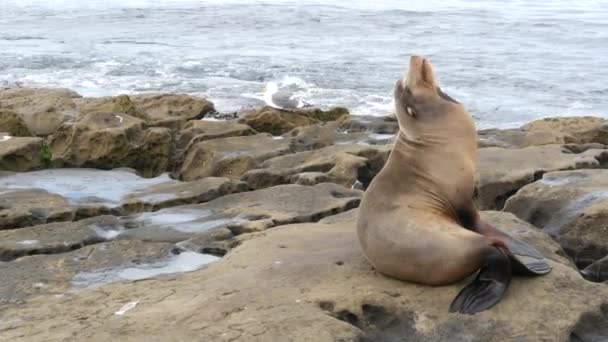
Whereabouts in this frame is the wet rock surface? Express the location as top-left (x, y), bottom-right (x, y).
top-left (504, 169), bottom-right (608, 281)
top-left (0, 169), bottom-right (247, 228)
top-left (0, 239), bottom-right (218, 303)
top-left (1, 211), bottom-right (604, 341)
top-left (120, 183), bottom-right (361, 245)
top-left (1, 87), bottom-right (607, 341)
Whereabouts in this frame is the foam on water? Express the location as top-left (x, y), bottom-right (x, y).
top-left (0, 169), bottom-right (173, 206)
top-left (131, 208), bottom-right (247, 233)
top-left (71, 251), bottom-right (219, 288)
top-left (1, 0), bottom-right (607, 127)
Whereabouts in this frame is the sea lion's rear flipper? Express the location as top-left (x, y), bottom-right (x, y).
top-left (473, 220), bottom-right (552, 276)
top-left (449, 247), bottom-right (511, 314)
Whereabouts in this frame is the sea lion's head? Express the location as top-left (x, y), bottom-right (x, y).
top-left (394, 56), bottom-right (471, 139)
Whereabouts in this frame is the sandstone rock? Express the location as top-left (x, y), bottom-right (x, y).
top-left (120, 183), bottom-right (362, 245)
top-left (0, 109), bottom-right (31, 136)
top-left (283, 122), bottom-right (395, 151)
top-left (477, 116), bottom-right (607, 148)
top-left (0, 239), bottom-right (218, 303)
top-left (242, 144), bottom-right (391, 190)
top-left (0, 169), bottom-right (247, 228)
top-left (130, 93), bottom-right (214, 123)
top-left (239, 106), bottom-right (349, 136)
top-left (0, 136), bottom-right (46, 171)
top-left (0, 215), bottom-right (120, 261)
top-left (0, 189), bottom-right (75, 230)
top-left (1, 211), bottom-right (604, 341)
top-left (239, 106), bottom-right (319, 135)
top-left (47, 112), bottom-right (171, 177)
top-left (176, 119), bottom-right (256, 150)
top-left (178, 133), bottom-right (291, 181)
top-left (0, 87), bottom-right (80, 136)
top-left (475, 144), bottom-right (605, 210)
top-left (337, 114), bottom-right (398, 134)
top-left (504, 169), bottom-right (608, 279)
top-left (75, 95), bottom-right (150, 121)
top-left (120, 176), bottom-right (248, 214)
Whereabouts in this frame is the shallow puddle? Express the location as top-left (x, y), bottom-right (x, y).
top-left (0, 168), bottom-right (173, 206)
top-left (129, 208), bottom-right (247, 233)
top-left (71, 251), bottom-right (219, 288)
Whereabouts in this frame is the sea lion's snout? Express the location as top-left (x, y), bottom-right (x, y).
top-left (404, 55), bottom-right (437, 90)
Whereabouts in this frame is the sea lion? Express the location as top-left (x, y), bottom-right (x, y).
top-left (356, 55), bottom-right (551, 314)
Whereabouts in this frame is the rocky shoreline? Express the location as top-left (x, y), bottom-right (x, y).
top-left (0, 87), bottom-right (607, 341)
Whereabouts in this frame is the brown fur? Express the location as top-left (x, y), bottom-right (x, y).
top-left (357, 56), bottom-right (495, 285)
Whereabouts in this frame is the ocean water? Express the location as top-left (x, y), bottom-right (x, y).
top-left (1, 0), bottom-right (607, 128)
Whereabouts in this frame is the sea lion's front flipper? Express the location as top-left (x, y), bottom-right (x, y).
top-left (449, 247), bottom-right (511, 314)
top-left (474, 220), bottom-right (552, 276)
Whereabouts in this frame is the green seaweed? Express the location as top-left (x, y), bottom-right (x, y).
top-left (39, 142), bottom-right (52, 167)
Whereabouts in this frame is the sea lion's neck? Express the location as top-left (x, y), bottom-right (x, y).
top-left (378, 128), bottom-right (476, 216)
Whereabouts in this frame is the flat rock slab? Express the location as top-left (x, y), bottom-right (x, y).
top-left (0, 216), bottom-right (122, 261)
top-left (477, 116), bottom-right (608, 148)
top-left (0, 189), bottom-right (74, 230)
top-left (0, 169), bottom-right (246, 229)
top-left (242, 144), bottom-right (391, 190)
top-left (283, 121), bottom-right (396, 151)
top-left (504, 169), bottom-right (608, 280)
top-left (475, 144), bottom-right (606, 210)
top-left (1, 212), bottom-right (604, 341)
top-left (120, 183), bottom-right (362, 244)
top-left (0, 239), bottom-right (218, 303)
top-left (0, 183), bottom-right (361, 260)
top-left (0, 136), bottom-right (45, 172)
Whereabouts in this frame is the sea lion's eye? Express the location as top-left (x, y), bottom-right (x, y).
top-left (406, 106), bottom-right (416, 117)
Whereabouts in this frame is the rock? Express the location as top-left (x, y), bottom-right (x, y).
top-left (504, 169), bottom-right (608, 278)
top-left (242, 144), bottom-right (391, 190)
top-left (178, 133), bottom-right (291, 181)
top-left (238, 106), bottom-right (349, 136)
top-left (75, 95), bottom-right (150, 121)
top-left (0, 136), bottom-right (47, 171)
top-left (176, 119), bottom-right (257, 151)
top-left (0, 239), bottom-right (217, 303)
top-left (238, 106), bottom-right (319, 135)
top-left (47, 112), bottom-right (171, 177)
top-left (0, 169), bottom-right (247, 228)
top-left (583, 255), bottom-right (608, 283)
top-left (477, 116), bottom-right (607, 148)
top-left (0, 215), bottom-right (120, 261)
top-left (283, 122), bottom-right (395, 151)
top-left (130, 93), bottom-right (215, 123)
top-left (2, 211), bottom-right (604, 341)
top-left (0, 87), bottom-right (80, 136)
top-left (0, 189), bottom-right (75, 230)
top-left (0, 109), bottom-right (32, 136)
top-left (120, 176), bottom-right (248, 214)
top-left (337, 114), bottom-right (398, 134)
top-left (475, 144), bottom-right (606, 210)
top-left (120, 183), bottom-right (362, 245)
